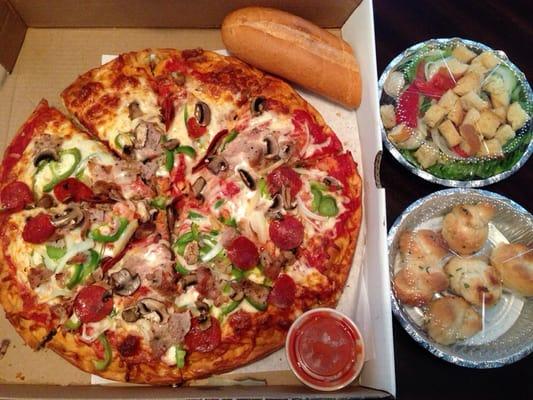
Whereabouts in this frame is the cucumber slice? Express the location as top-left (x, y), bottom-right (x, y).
top-left (494, 64), bottom-right (518, 95)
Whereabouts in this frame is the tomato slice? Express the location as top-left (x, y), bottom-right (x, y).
top-left (73, 285), bottom-right (113, 324)
top-left (414, 68), bottom-right (455, 100)
top-left (184, 317), bottom-right (221, 353)
top-left (186, 117), bottom-right (207, 139)
top-left (267, 166), bottom-right (302, 197)
top-left (452, 145), bottom-right (469, 158)
top-left (269, 274), bottom-right (296, 309)
top-left (227, 236), bottom-right (259, 270)
top-left (22, 213), bottom-right (56, 244)
top-left (395, 85), bottom-right (419, 128)
top-left (1, 181), bottom-right (33, 211)
top-left (53, 178), bottom-right (94, 203)
top-left (269, 215), bottom-right (304, 250)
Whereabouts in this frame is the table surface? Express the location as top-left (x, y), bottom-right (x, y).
top-left (373, 0), bottom-right (532, 399)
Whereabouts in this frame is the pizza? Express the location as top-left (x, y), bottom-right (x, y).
top-left (0, 48), bottom-right (362, 384)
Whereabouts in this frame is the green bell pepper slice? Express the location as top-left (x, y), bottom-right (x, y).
top-left (150, 196), bottom-right (168, 210)
top-left (93, 334), bottom-right (112, 371)
top-left (318, 196), bottom-right (339, 217)
top-left (176, 346), bottom-right (186, 368)
top-left (114, 133), bottom-right (133, 150)
top-left (66, 264), bottom-right (83, 290)
top-left (90, 217), bottom-right (129, 243)
top-left (221, 300), bottom-right (240, 315)
top-left (165, 149), bottom-right (175, 172)
top-left (175, 262), bottom-right (190, 276)
top-left (213, 199), bottom-right (225, 209)
top-left (64, 318), bottom-right (81, 330)
top-left (43, 148), bottom-right (82, 192)
top-left (175, 146), bottom-right (196, 158)
top-left (245, 296), bottom-right (267, 311)
top-left (174, 224), bottom-right (199, 255)
top-left (311, 187), bottom-right (322, 212)
top-left (231, 266), bottom-right (244, 281)
top-left (79, 250), bottom-right (101, 283)
top-left (46, 245), bottom-right (66, 260)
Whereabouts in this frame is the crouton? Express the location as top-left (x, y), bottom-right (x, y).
top-left (452, 45), bottom-right (477, 63)
top-left (438, 120), bottom-right (462, 147)
top-left (494, 124), bottom-right (515, 145)
top-left (466, 62), bottom-right (488, 77)
top-left (460, 91), bottom-right (489, 111)
top-left (423, 104), bottom-right (447, 128)
top-left (388, 123), bottom-right (411, 143)
top-left (463, 108), bottom-right (481, 126)
top-left (448, 100), bottom-right (465, 126)
top-left (477, 138), bottom-right (503, 158)
top-left (476, 110), bottom-right (501, 138)
top-left (414, 143), bottom-right (440, 168)
top-left (477, 51), bottom-right (500, 70)
top-left (492, 106), bottom-right (507, 121)
top-left (446, 58), bottom-right (469, 77)
top-left (438, 90), bottom-right (459, 112)
top-left (453, 73), bottom-right (481, 96)
top-left (491, 91), bottom-right (510, 109)
top-left (507, 102), bottom-right (529, 130)
top-left (459, 124), bottom-right (482, 156)
top-left (380, 104), bottom-right (397, 129)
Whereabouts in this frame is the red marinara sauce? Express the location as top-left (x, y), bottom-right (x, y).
top-left (286, 308), bottom-right (365, 391)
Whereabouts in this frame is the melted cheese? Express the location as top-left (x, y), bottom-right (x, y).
top-left (175, 286), bottom-right (200, 308)
top-left (162, 345), bottom-right (177, 366)
top-left (285, 261), bottom-right (329, 288)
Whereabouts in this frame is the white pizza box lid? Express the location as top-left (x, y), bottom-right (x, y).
top-left (0, 0), bottom-right (395, 398)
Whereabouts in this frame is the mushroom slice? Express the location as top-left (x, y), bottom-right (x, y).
top-left (266, 194), bottom-right (283, 219)
top-left (279, 143), bottom-right (293, 160)
top-left (121, 306), bottom-right (141, 323)
top-left (133, 122), bottom-right (149, 149)
top-left (137, 298), bottom-right (168, 323)
top-left (179, 273), bottom-right (198, 288)
top-left (207, 155), bottom-right (228, 175)
top-left (194, 101), bottom-right (211, 127)
top-left (263, 135), bottom-right (279, 159)
top-left (34, 149), bottom-right (59, 167)
top-left (323, 176), bottom-right (342, 190)
top-left (51, 205), bottom-right (85, 228)
top-left (191, 177), bottom-right (206, 199)
top-left (251, 96), bottom-right (266, 116)
top-left (128, 101), bottom-right (143, 120)
top-left (110, 269), bottom-right (141, 296)
top-left (195, 300), bottom-right (210, 322)
top-left (238, 169), bottom-right (256, 190)
top-left (281, 185), bottom-right (296, 210)
top-left (162, 139), bottom-right (180, 150)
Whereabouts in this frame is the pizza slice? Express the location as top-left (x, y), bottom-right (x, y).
top-left (0, 198), bottom-right (146, 352)
top-left (0, 101), bottom-right (155, 213)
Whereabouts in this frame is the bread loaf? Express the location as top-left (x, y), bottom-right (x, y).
top-left (221, 7), bottom-right (362, 109)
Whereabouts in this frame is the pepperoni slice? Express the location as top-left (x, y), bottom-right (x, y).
top-left (22, 213), bottom-right (56, 244)
top-left (267, 166), bottom-right (302, 197)
top-left (0, 181), bottom-right (33, 211)
top-left (269, 215), bottom-right (304, 250)
top-left (184, 317), bottom-right (221, 353)
top-left (227, 236), bottom-right (259, 270)
top-left (73, 285), bottom-right (113, 323)
top-left (53, 178), bottom-right (94, 203)
top-left (269, 274), bottom-right (296, 309)
top-left (186, 117), bottom-right (207, 139)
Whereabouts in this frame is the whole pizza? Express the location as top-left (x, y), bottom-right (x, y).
top-left (0, 49), bottom-right (362, 384)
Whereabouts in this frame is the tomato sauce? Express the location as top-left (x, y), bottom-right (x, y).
top-left (287, 309), bottom-right (364, 390)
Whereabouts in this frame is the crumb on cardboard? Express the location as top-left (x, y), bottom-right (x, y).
top-left (16, 372), bottom-right (25, 381)
top-left (0, 339), bottom-right (10, 360)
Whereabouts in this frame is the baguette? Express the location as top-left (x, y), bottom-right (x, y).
top-left (221, 7), bottom-right (362, 109)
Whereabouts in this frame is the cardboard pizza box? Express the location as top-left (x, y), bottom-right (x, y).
top-left (0, 0), bottom-right (395, 398)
